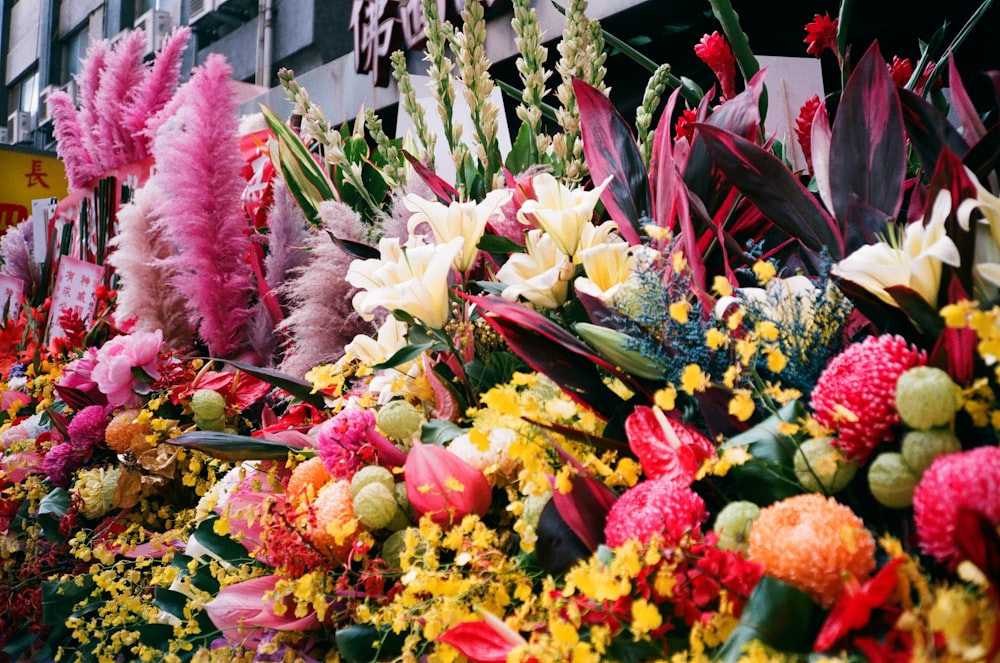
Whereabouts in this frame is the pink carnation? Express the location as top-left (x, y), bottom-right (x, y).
top-left (43, 442), bottom-right (80, 488)
top-left (604, 479), bottom-right (706, 548)
top-left (91, 330), bottom-right (164, 407)
top-left (913, 446), bottom-right (1000, 568)
top-left (810, 334), bottom-right (925, 463)
top-left (67, 405), bottom-right (111, 456)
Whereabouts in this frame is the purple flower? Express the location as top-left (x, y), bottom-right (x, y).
top-left (315, 404), bottom-right (406, 479)
top-left (43, 442), bottom-right (80, 488)
top-left (67, 405), bottom-right (111, 456)
top-left (91, 330), bottom-right (164, 407)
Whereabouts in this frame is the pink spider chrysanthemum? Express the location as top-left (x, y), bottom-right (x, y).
top-left (810, 334), bottom-right (925, 464)
top-left (913, 446), bottom-right (1000, 568)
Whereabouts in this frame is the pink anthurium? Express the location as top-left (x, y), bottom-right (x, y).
top-left (625, 405), bottom-right (716, 486)
top-left (405, 440), bottom-right (491, 528)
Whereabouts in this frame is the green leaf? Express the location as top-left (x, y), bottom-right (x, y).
top-left (193, 516), bottom-right (255, 562)
top-left (505, 121), bottom-right (539, 175)
top-left (171, 431), bottom-right (307, 462)
top-left (721, 401), bottom-right (804, 505)
top-left (153, 588), bottom-right (190, 621)
top-left (335, 624), bottom-right (407, 663)
top-left (136, 623), bottom-right (175, 650)
top-left (196, 357), bottom-right (328, 409)
top-left (1, 622), bottom-right (39, 658)
top-left (371, 342), bottom-right (435, 371)
top-left (715, 577), bottom-right (822, 661)
top-left (420, 419), bottom-right (464, 445)
top-left (37, 487), bottom-right (71, 545)
top-left (260, 105), bottom-right (336, 225)
top-left (477, 234), bottom-right (527, 254)
top-left (42, 575), bottom-right (95, 643)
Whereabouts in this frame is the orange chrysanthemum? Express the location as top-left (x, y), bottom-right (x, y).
top-left (286, 456), bottom-right (332, 507)
top-left (306, 479), bottom-right (359, 562)
top-left (748, 493), bottom-right (876, 608)
top-left (104, 409), bottom-right (152, 454)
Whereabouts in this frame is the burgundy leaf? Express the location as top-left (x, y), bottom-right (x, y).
top-left (964, 125), bottom-right (1000, 185)
top-left (948, 56), bottom-right (987, 143)
top-left (53, 384), bottom-right (105, 411)
top-left (696, 123), bottom-right (843, 259)
top-left (574, 78), bottom-right (651, 245)
top-left (403, 150), bottom-right (460, 203)
top-left (548, 472), bottom-right (617, 553)
top-left (830, 42), bottom-right (906, 222)
top-left (953, 507), bottom-right (1000, 590)
top-left (843, 194), bottom-right (894, 255)
top-left (927, 148), bottom-right (979, 297)
top-left (899, 88), bottom-right (970, 178)
top-left (463, 293), bottom-right (628, 419)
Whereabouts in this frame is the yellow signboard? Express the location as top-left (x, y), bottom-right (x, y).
top-left (0, 145), bottom-right (68, 234)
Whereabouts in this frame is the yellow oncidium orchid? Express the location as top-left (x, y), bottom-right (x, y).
top-left (517, 173), bottom-right (614, 257)
top-left (832, 190), bottom-right (960, 308)
top-left (347, 236), bottom-right (463, 330)
top-left (404, 189), bottom-right (512, 272)
top-left (496, 229), bottom-right (574, 309)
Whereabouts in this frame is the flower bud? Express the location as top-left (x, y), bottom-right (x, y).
top-left (404, 441), bottom-right (491, 528)
top-left (895, 366), bottom-right (961, 430)
top-left (349, 465), bottom-right (395, 500)
top-left (352, 482), bottom-right (400, 530)
top-left (192, 389), bottom-right (227, 421)
top-left (713, 500), bottom-right (760, 554)
top-left (793, 436), bottom-right (857, 493)
top-left (867, 452), bottom-right (919, 508)
top-left (376, 400), bottom-right (424, 441)
top-left (574, 323), bottom-right (667, 380)
top-left (900, 428), bottom-right (961, 476)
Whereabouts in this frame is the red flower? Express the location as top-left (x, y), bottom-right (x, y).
top-left (604, 478), bottom-right (706, 548)
top-left (810, 334), bottom-right (925, 464)
top-left (405, 441), bottom-right (492, 528)
top-left (814, 557), bottom-right (904, 652)
top-left (888, 56), bottom-right (914, 87)
top-left (674, 108), bottom-right (698, 143)
top-left (625, 405), bottom-right (715, 485)
top-left (804, 12), bottom-right (839, 59)
top-left (694, 32), bottom-right (736, 99)
top-left (794, 95), bottom-right (823, 174)
top-left (912, 446), bottom-right (1000, 568)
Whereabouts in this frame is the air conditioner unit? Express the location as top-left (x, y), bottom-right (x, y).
top-left (135, 9), bottom-right (172, 57)
top-left (37, 85), bottom-right (58, 126)
top-left (61, 79), bottom-right (79, 105)
top-left (0, 127), bottom-right (7, 144)
top-left (190, 0), bottom-right (216, 24)
top-left (7, 111), bottom-right (33, 144)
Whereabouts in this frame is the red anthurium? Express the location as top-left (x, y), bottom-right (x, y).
top-left (405, 441), bottom-right (491, 528)
top-left (814, 557), bottom-right (904, 652)
top-left (625, 405), bottom-right (716, 485)
top-left (437, 611), bottom-right (526, 663)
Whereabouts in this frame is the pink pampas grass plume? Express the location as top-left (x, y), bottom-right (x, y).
top-left (125, 26), bottom-right (191, 159)
top-left (47, 92), bottom-right (100, 189)
top-left (277, 201), bottom-right (371, 378)
top-left (92, 29), bottom-right (147, 169)
top-left (75, 39), bottom-right (110, 175)
top-left (0, 221), bottom-right (40, 298)
top-left (264, 178), bottom-right (312, 298)
top-left (152, 54), bottom-right (255, 358)
top-left (108, 178), bottom-right (193, 348)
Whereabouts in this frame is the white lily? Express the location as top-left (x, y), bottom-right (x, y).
top-left (405, 189), bottom-right (512, 272)
top-left (347, 236), bottom-right (462, 329)
top-left (496, 229), bottom-right (574, 309)
top-left (576, 242), bottom-right (660, 303)
top-left (517, 173), bottom-right (614, 257)
top-left (957, 169), bottom-right (1000, 298)
top-left (832, 190), bottom-right (960, 307)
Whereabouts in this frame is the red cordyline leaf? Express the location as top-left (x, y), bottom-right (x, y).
top-left (829, 41), bottom-right (905, 223)
top-left (437, 613), bottom-right (526, 663)
top-left (403, 150), bottom-right (459, 203)
top-left (814, 557), bottom-right (904, 652)
top-left (948, 55), bottom-right (987, 143)
top-left (574, 77), bottom-right (651, 246)
top-left (898, 88), bottom-right (969, 180)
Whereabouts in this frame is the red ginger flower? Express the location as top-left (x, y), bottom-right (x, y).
top-left (748, 493), bottom-right (876, 609)
top-left (694, 31), bottom-right (736, 100)
top-left (804, 12), bottom-right (839, 59)
top-left (913, 446), bottom-right (1000, 568)
top-left (888, 56), bottom-right (914, 87)
top-left (604, 478), bottom-right (706, 548)
top-left (810, 334), bottom-right (925, 464)
top-left (795, 95), bottom-right (822, 174)
top-left (675, 108), bottom-right (698, 143)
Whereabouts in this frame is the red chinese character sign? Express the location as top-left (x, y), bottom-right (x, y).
top-left (47, 256), bottom-right (106, 342)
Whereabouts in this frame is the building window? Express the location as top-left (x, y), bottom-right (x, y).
top-left (62, 29), bottom-right (90, 84)
top-left (7, 69), bottom-right (40, 117)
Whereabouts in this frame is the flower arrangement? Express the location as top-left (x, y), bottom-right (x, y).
top-left (2, 0), bottom-right (1000, 661)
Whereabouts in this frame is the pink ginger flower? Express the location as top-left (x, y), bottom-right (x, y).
top-left (405, 440), bottom-right (491, 528)
top-left (694, 32), bottom-right (736, 100)
top-left (91, 330), bottom-right (164, 407)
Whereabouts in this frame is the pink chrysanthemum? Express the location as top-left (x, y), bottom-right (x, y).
top-left (913, 446), bottom-right (1000, 568)
top-left (43, 442), bottom-right (79, 489)
top-left (810, 334), bottom-right (925, 464)
top-left (694, 32), bottom-right (736, 100)
top-left (604, 479), bottom-right (706, 548)
top-left (315, 405), bottom-right (406, 480)
top-left (67, 405), bottom-right (110, 456)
